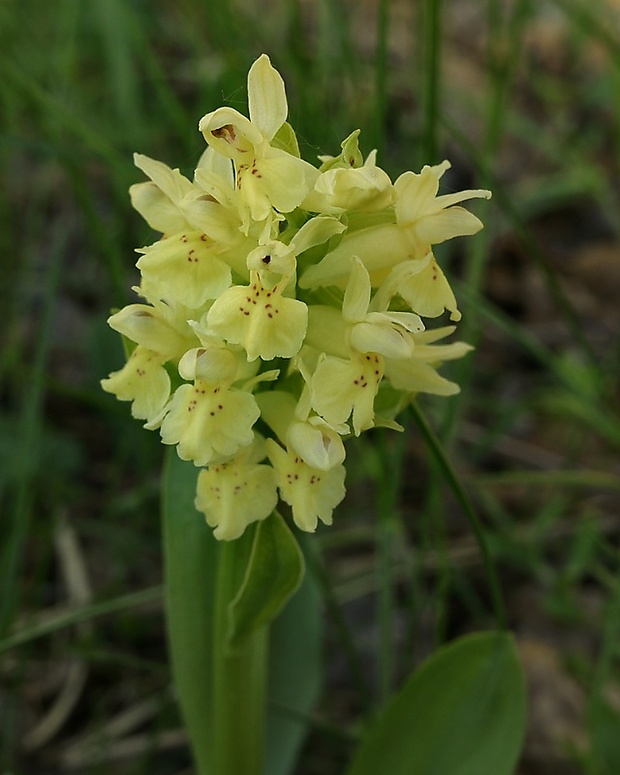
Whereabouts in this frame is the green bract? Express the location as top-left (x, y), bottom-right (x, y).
top-left (102, 54), bottom-right (490, 538)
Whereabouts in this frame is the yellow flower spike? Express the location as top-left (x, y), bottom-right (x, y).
top-left (101, 345), bottom-right (170, 425)
top-left (195, 435), bottom-right (278, 541)
top-left (105, 54), bottom-right (490, 541)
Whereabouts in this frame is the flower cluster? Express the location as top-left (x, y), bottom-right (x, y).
top-left (102, 55), bottom-right (490, 540)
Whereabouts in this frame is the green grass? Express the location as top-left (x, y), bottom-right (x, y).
top-left (1, 0), bottom-right (620, 772)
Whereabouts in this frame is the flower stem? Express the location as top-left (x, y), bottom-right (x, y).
top-left (162, 452), bottom-right (268, 775)
top-left (211, 540), bottom-right (268, 775)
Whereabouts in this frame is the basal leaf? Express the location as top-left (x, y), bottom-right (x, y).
top-left (345, 631), bottom-right (526, 775)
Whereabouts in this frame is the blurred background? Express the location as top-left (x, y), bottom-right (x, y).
top-left (1, 0), bottom-right (620, 772)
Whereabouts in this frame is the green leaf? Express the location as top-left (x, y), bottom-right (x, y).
top-left (266, 536), bottom-right (324, 775)
top-left (345, 631), bottom-right (527, 775)
top-left (588, 699), bottom-right (620, 774)
top-left (272, 121), bottom-right (301, 157)
top-left (228, 511), bottom-right (305, 650)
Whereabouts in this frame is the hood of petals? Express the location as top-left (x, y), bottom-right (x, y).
top-left (199, 107), bottom-right (264, 160)
top-left (287, 419), bottom-right (346, 471)
top-left (107, 304), bottom-right (194, 360)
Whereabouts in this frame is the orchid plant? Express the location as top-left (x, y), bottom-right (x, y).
top-left (102, 55), bottom-right (526, 775)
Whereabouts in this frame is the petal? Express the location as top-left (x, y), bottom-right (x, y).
top-left (247, 54), bottom-right (288, 140)
top-left (180, 192), bottom-right (244, 247)
top-left (397, 255), bottom-right (461, 321)
top-left (107, 304), bottom-right (192, 359)
top-left (137, 231), bottom-right (232, 308)
top-left (415, 206), bottom-right (484, 245)
top-left (434, 188), bottom-right (492, 210)
top-left (251, 149), bottom-right (319, 215)
top-left (133, 153), bottom-right (195, 204)
top-left (129, 182), bottom-right (190, 235)
top-left (101, 346), bottom-right (170, 423)
top-left (207, 282), bottom-right (308, 361)
top-left (160, 383), bottom-right (260, 466)
top-left (177, 346), bottom-right (238, 383)
top-left (384, 357), bottom-right (461, 396)
top-left (195, 444), bottom-right (278, 540)
top-left (194, 146), bottom-right (236, 189)
top-left (342, 257), bottom-right (371, 322)
top-left (289, 215), bottom-right (347, 256)
top-left (394, 166), bottom-right (442, 225)
top-left (299, 224), bottom-right (409, 290)
top-left (349, 321), bottom-right (414, 359)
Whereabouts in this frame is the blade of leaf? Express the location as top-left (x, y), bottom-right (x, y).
top-left (345, 631), bottom-right (526, 775)
top-left (266, 535), bottom-right (324, 775)
top-left (228, 511), bottom-right (305, 650)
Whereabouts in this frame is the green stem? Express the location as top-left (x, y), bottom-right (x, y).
top-left (410, 402), bottom-right (507, 630)
top-left (211, 541), bottom-right (268, 775)
top-left (162, 452), bottom-right (268, 775)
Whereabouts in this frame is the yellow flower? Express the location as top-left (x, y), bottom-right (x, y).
top-left (310, 352), bottom-right (383, 436)
top-left (299, 162), bottom-right (491, 316)
top-left (343, 257), bottom-right (423, 358)
top-left (159, 346), bottom-right (260, 466)
top-left (195, 435), bottom-right (277, 540)
top-left (198, 54), bottom-right (318, 227)
top-left (305, 131), bottom-right (394, 214)
top-left (265, 439), bottom-right (346, 533)
top-left (101, 346), bottom-right (170, 426)
top-left (207, 270), bottom-right (308, 362)
top-left (257, 388), bottom-right (347, 472)
top-left (372, 251), bottom-right (462, 322)
top-left (136, 230), bottom-right (232, 309)
top-left (393, 161), bottom-right (491, 252)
